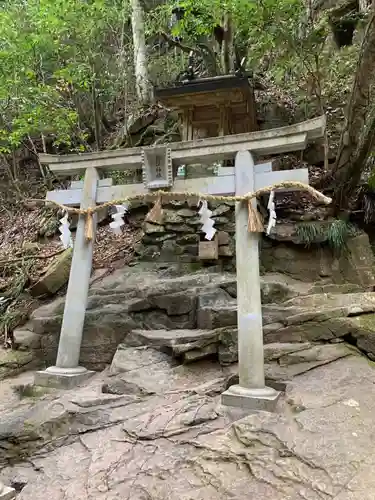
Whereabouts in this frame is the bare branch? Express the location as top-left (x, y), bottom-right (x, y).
top-left (159, 31), bottom-right (201, 55)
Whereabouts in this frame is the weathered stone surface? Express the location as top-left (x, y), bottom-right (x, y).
top-left (0, 483), bottom-right (15, 500)
top-left (134, 242), bottom-right (160, 259)
top-left (4, 349), bottom-right (375, 499)
top-left (161, 239), bottom-right (184, 255)
top-left (143, 222), bottom-right (165, 234)
top-left (125, 329), bottom-right (219, 348)
top-left (212, 215), bottom-right (230, 225)
top-left (197, 303), bottom-right (237, 329)
top-left (341, 315), bottom-right (375, 356)
top-left (122, 394), bottom-right (219, 439)
top-left (277, 342), bottom-right (352, 368)
top-left (218, 327), bottom-right (238, 365)
top-left (13, 328), bottom-right (41, 351)
top-left (263, 342), bottom-right (311, 361)
top-left (162, 210), bottom-right (184, 224)
top-left (165, 223), bottom-right (192, 232)
top-left (150, 291), bottom-right (197, 315)
top-left (212, 205), bottom-right (231, 216)
top-left (27, 266), bottom-right (238, 367)
top-left (134, 308), bottom-right (196, 330)
top-left (30, 248), bottom-right (72, 297)
top-left (261, 231), bottom-right (375, 288)
top-left (0, 389), bottom-right (140, 464)
top-left (136, 198), bottom-right (374, 290)
top-left (218, 245), bottom-right (234, 257)
top-left (142, 233), bottom-right (175, 244)
top-left (102, 378), bottom-right (155, 396)
top-left (183, 344), bottom-right (218, 362)
top-left (20, 259), bottom-right (375, 370)
top-left (217, 230), bottom-right (230, 245)
top-left (0, 348), bottom-right (39, 381)
top-left (267, 222), bottom-right (329, 244)
top-left (177, 208), bottom-right (196, 217)
top-left (176, 233), bottom-right (199, 244)
top-left (109, 345), bottom-right (170, 374)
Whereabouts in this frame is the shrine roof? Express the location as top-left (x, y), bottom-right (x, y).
top-left (154, 74), bottom-right (254, 107)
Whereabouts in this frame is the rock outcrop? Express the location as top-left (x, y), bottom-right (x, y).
top-left (10, 256), bottom-right (375, 371)
top-left (30, 248), bottom-right (72, 297)
top-left (0, 349), bottom-right (38, 381)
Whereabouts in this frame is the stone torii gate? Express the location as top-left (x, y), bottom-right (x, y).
top-left (35, 116), bottom-right (327, 411)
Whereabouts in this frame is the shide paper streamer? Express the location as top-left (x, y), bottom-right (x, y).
top-left (198, 200), bottom-right (216, 241)
top-left (266, 190), bottom-right (277, 236)
top-left (109, 204), bottom-right (129, 235)
top-left (59, 212), bottom-right (73, 249)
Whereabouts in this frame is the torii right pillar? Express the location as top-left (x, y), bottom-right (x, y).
top-left (221, 150), bottom-right (307, 411)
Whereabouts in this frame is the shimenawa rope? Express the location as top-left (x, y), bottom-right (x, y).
top-left (40, 181), bottom-right (332, 241)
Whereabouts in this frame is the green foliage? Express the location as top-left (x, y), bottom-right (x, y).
top-left (0, 0), bottom-right (365, 164)
top-left (295, 220), bottom-right (355, 252)
top-left (295, 221), bottom-right (322, 246)
top-left (0, 0), bottom-right (134, 154)
top-left (150, 0), bottom-right (359, 126)
top-left (326, 219), bottom-right (353, 251)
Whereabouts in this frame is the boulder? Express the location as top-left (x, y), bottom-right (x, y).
top-left (109, 345), bottom-right (171, 375)
top-left (0, 348), bottom-right (39, 380)
top-left (13, 327), bottom-right (41, 351)
top-left (30, 248), bottom-right (73, 297)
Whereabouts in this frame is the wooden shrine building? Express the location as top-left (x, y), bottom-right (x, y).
top-left (154, 74), bottom-right (258, 141)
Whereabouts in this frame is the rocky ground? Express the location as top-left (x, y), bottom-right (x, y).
top-left (1, 342), bottom-right (375, 499)
top-left (3, 259), bottom-right (375, 498)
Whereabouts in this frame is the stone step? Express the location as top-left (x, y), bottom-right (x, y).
top-left (125, 329), bottom-right (219, 349)
top-left (197, 292), bottom-right (375, 332)
top-left (124, 327), bottom-right (236, 364)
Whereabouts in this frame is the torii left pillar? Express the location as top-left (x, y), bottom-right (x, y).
top-left (34, 168), bottom-right (99, 389)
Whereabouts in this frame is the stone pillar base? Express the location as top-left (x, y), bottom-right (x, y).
top-left (0, 484), bottom-right (16, 500)
top-left (221, 384), bottom-right (281, 412)
top-left (34, 366), bottom-right (94, 389)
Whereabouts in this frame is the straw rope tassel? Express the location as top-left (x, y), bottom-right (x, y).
top-left (247, 200), bottom-right (264, 233)
top-left (84, 208), bottom-right (94, 241)
top-left (145, 195), bottom-right (164, 224)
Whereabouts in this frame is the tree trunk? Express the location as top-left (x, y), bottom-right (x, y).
top-left (330, 3), bottom-right (375, 212)
top-left (130, 0), bottom-right (151, 106)
top-left (359, 0), bottom-right (371, 13)
top-left (221, 12), bottom-right (235, 74)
